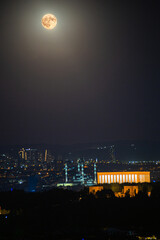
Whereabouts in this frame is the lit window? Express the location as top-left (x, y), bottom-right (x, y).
top-left (99, 175), bottom-right (101, 183)
top-left (132, 174), bottom-right (134, 182)
top-left (114, 175), bottom-right (116, 183)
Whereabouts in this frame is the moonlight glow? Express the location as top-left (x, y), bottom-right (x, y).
top-left (41, 14), bottom-right (57, 30)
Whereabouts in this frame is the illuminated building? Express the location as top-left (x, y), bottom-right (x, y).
top-left (94, 163), bottom-right (97, 184)
top-left (44, 149), bottom-right (47, 162)
top-left (137, 235), bottom-right (157, 240)
top-left (114, 186), bottom-right (138, 198)
top-left (97, 171), bottom-right (150, 184)
top-left (73, 163), bottom-right (86, 184)
top-left (0, 206), bottom-right (10, 215)
top-left (81, 163), bottom-right (84, 184)
top-left (55, 155), bottom-right (63, 172)
top-left (57, 183), bottom-right (75, 187)
top-left (89, 185), bottom-right (151, 198)
top-left (65, 163), bottom-right (68, 183)
top-left (89, 186), bottom-right (103, 195)
top-left (78, 163), bottom-right (80, 172)
top-left (25, 152), bottom-right (27, 161)
top-left (19, 148), bottom-right (25, 159)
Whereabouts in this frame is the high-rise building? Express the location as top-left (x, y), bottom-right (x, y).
top-left (94, 163), bottom-right (97, 184)
top-left (81, 163), bottom-right (84, 184)
top-left (65, 163), bottom-right (68, 183)
top-left (19, 148), bottom-right (25, 159)
top-left (25, 152), bottom-right (27, 161)
top-left (44, 149), bottom-right (47, 162)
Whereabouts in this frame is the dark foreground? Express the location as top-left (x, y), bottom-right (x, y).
top-left (1, 183), bottom-right (160, 240)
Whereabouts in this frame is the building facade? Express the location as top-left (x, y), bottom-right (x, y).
top-left (115, 186), bottom-right (139, 198)
top-left (89, 186), bottom-right (104, 195)
top-left (89, 185), bottom-right (151, 198)
top-left (97, 171), bottom-right (150, 184)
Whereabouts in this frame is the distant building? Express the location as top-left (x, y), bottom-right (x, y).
top-left (55, 155), bottom-right (63, 172)
top-left (0, 206), bottom-right (10, 215)
top-left (97, 171), bottom-right (150, 184)
top-left (72, 163), bottom-right (86, 184)
top-left (89, 186), bottom-right (103, 195)
top-left (44, 149), bottom-right (47, 162)
top-left (115, 186), bottom-right (138, 198)
top-left (89, 185), bottom-right (151, 198)
top-left (19, 148), bottom-right (25, 159)
top-left (137, 235), bottom-right (157, 240)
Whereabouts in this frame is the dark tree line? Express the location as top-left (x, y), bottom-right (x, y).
top-left (0, 183), bottom-right (160, 240)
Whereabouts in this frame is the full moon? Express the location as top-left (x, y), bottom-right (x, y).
top-left (41, 14), bottom-right (57, 30)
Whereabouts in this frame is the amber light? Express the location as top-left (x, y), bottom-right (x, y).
top-left (97, 171), bottom-right (150, 184)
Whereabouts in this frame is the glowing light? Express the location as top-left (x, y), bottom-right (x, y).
top-left (108, 175), bottom-right (110, 183)
top-left (102, 175), bottom-right (104, 183)
top-left (123, 174), bottom-right (125, 182)
top-left (97, 172), bottom-right (150, 184)
top-left (41, 14), bottom-right (57, 30)
top-left (111, 175), bottom-right (113, 183)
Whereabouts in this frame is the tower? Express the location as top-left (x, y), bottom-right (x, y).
top-left (94, 162), bottom-right (97, 184)
top-left (78, 163), bottom-right (80, 172)
top-left (25, 152), bottom-right (27, 161)
top-left (45, 149), bottom-right (47, 162)
top-left (19, 148), bottom-right (25, 159)
top-left (65, 163), bottom-right (68, 183)
top-left (81, 163), bottom-right (84, 184)
top-left (110, 145), bottom-right (116, 163)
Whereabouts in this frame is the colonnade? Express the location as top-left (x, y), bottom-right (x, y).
top-left (97, 172), bottom-right (150, 184)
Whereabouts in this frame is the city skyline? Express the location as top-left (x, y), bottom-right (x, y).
top-left (1, 0), bottom-right (160, 145)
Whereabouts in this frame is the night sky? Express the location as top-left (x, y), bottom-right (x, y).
top-left (0, 0), bottom-right (160, 145)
